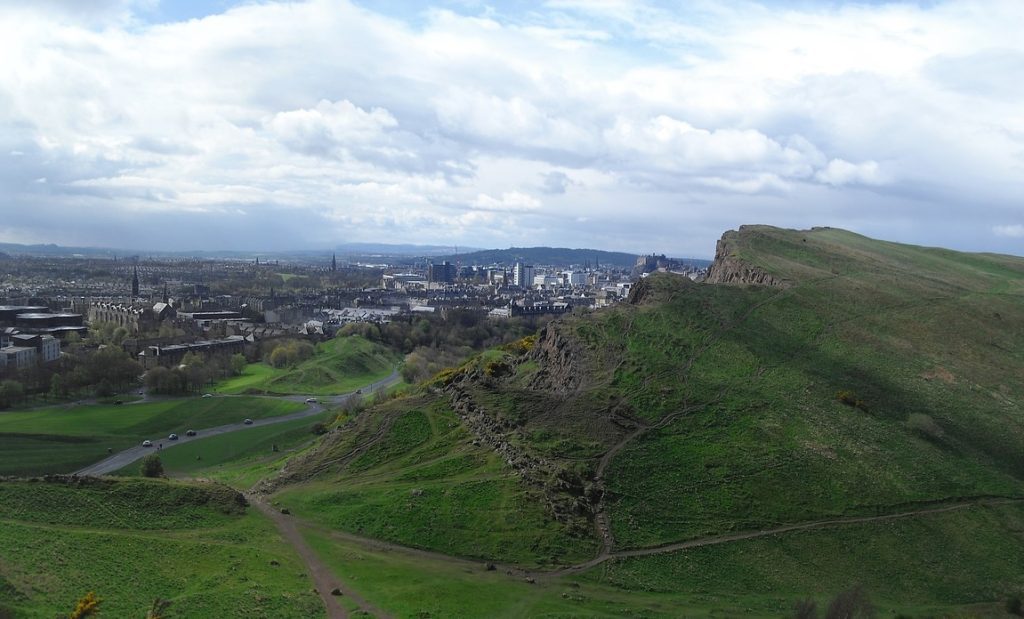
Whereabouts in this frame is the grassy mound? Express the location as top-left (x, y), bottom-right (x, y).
top-left (214, 336), bottom-right (398, 396)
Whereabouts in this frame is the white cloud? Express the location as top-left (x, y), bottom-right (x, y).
top-left (0, 0), bottom-right (1022, 254)
top-left (472, 191), bottom-right (542, 212)
top-left (815, 159), bottom-right (885, 187)
top-left (993, 224), bottom-right (1024, 238)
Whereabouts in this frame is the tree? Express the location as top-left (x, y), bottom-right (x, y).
top-left (0, 380), bottom-right (25, 409)
top-left (230, 353), bottom-right (247, 376)
top-left (140, 454), bottom-right (164, 478)
top-left (50, 374), bottom-right (68, 399)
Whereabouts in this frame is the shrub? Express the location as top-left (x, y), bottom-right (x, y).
top-left (793, 599), bottom-right (818, 619)
top-left (825, 585), bottom-right (875, 619)
top-left (140, 455), bottom-right (164, 478)
top-left (836, 390), bottom-right (868, 412)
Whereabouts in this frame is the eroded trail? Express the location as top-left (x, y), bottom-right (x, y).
top-left (250, 494), bottom-right (394, 619)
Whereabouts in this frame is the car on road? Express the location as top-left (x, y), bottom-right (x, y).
top-left (168, 433), bottom-right (178, 441)
top-left (142, 440), bottom-right (152, 447)
top-left (202, 393), bottom-right (213, 398)
top-left (355, 389), bottom-right (362, 394)
top-left (114, 400), bottom-right (123, 405)
top-left (305, 397), bottom-right (317, 403)
top-left (243, 418), bottom-right (253, 425)
top-left (185, 429), bottom-right (197, 437)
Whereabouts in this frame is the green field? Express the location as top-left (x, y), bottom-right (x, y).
top-left (0, 477), bottom-right (323, 618)
top-left (115, 410), bottom-right (335, 489)
top-left (0, 396), bottom-right (304, 476)
top-left (214, 335), bottom-right (398, 396)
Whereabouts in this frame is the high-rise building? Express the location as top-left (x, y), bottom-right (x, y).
top-left (513, 263), bottom-right (535, 288)
top-left (131, 266), bottom-right (140, 298)
top-left (429, 261), bottom-right (457, 285)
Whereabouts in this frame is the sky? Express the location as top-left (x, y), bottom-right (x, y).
top-left (1, 0), bottom-right (1023, 257)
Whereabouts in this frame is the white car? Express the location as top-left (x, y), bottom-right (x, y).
top-left (202, 393), bottom-right (214, 398)
top-left (305, 398), bottom-right (317, 403)
top-left (142, 440), bottom-right (153, 447)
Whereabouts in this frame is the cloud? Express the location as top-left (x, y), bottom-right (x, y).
top-left (993, 224), bottom-right (1024, 238)
top-left (472, 191), bottom-right (542, 212)
top-left (0, 0), bottom-right (1023, 255)
top-left (540, 170), bottom-right (573, 194)
top-left (266, 99), bottom-right (398, 158)
top-left (815, 159), bottom-right (884, 187)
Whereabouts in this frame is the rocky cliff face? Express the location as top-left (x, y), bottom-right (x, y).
top-left (704, 228), bottom-right (787, 287)
top-left (527, 322), bottom-right (587, 393)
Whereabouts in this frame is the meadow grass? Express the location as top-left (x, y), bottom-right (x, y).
top-left (213, 336), bottom-right (398, 396)
top-left (0, 396), bottom-right (304, 476)
top-left (0, 477), bottom-right (324, 618)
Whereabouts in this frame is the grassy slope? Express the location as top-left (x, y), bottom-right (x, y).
top-left (0, 477), bottom-right (323, 618)
top-left (273, 394), bottom-right (598, 567)
top-left (602, 227), bottom-right (1024, 547)
top-left (267, 225), bottom-right (1024, 613)
top-left (214, 336), bottom-right (397, 396)
top-left (114, 410), bottom-right (335, 489)
top-left (0, 397), bottom-right (304, 476)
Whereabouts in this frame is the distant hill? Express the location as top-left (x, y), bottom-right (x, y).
top-left (267, 225), bottom-right (1024, 615)
top-left (437, 246), bottom-right (657, 269)
top-left (336, 242), bottom-right (483, 257)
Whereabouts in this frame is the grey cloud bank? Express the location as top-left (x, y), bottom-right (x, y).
top-left (1, 0), bottom-right (1023, 257)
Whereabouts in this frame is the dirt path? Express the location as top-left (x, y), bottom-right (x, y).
top-left (250, 495), bottom-right (394, 619)
top-left (547, 496), bottom-right (1024, 577)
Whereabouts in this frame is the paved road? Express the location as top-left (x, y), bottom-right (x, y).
top-left (74, 369), bottom-right (401, 476)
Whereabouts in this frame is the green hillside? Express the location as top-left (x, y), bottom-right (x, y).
top-left (0, 476), bottom-right (323, 618)
top-left (264, 225), bottom-right (1024, 615)
top-left (214, 335), bottom-right (398, 396)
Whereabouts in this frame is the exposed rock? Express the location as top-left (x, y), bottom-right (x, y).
top-left (704, 228), bottom-right (787, 288)
top-left (527, 323), bottom-right (586, 393)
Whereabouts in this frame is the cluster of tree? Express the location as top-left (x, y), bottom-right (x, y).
top-left (144, 352), bottom-right (247, 395)
top-left (341, 309), bottom-right (545, 354)
top-left (264, 339), bottom-right (315, 368)
top-left (90, 320), bottom-right (187, 344)
top-left (0, 342), bottom-right (144, 408)
top-left (338, 310), bottom-right (548, 384)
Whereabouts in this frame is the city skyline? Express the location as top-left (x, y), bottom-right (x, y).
top-left (2, 0), bottom-right (1023, 256)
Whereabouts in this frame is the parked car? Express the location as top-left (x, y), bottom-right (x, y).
top-left (142, 440), bottom-right (152, 447)
top-left (202, 393), bottom-right (213, 398)
top-left (243, 418), bottom-right (253, 425)
top-left (185, 429), bottom-right (197, 437)
top-left (305, 397), bottom-right (317, 403)
top-left (114, 400), bottom-right (123, 405)
top-left (168, 433), bottom-right (178, 441)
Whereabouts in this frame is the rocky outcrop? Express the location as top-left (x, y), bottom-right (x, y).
top-left (704, 228), bottom-right (787, 287)
top-left (445, 374), bottom-right (594, 528)
top-left (527, 323), bottom-right (587, 393)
